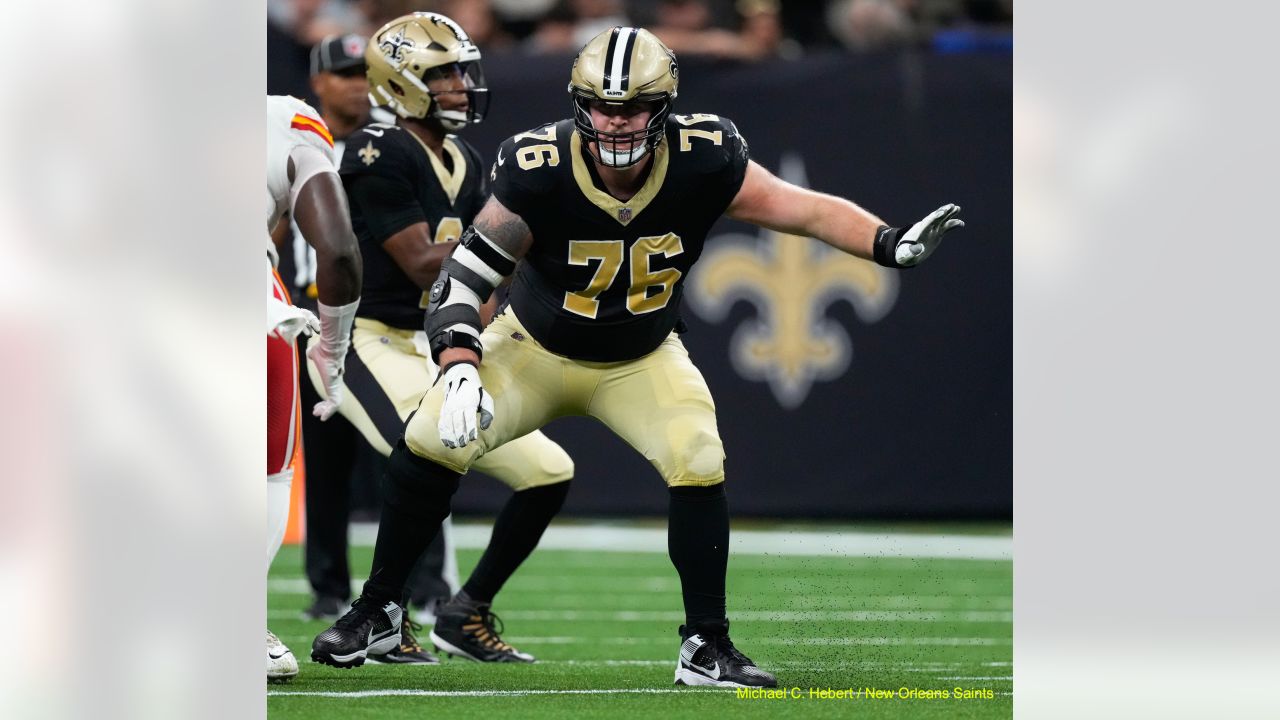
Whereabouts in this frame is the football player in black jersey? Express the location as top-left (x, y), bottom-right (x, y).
top-left (315, 26), bottom-right (964, 688)
top-left (307, 13), bottom-right (575, 667)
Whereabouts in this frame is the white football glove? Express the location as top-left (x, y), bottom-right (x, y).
top-left (438, 362), bottom-right (494, 449)
top-left (894, 203), bottom-right (965, 267)
top-left (307, 299), bottom-right (359, 421)
top-left (306, 341), bottom-right (346, 421)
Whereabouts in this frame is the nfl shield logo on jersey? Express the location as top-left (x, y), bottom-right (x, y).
top-left (617, 207), bottom-right (632, 223)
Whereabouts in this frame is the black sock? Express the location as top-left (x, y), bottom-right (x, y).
top-left (361, 440), bottom-right (460, 605)
top-left (668, 483), bottom-right (729, 636)
top-left (461, 480), bottom-right (571, 604)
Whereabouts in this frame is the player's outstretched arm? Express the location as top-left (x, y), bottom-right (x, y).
top-left (427, 196), bottom-right (532, 448)
top-left (726, 160), bottom-right (964, 268)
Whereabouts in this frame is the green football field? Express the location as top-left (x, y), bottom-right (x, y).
top-left (268, 524), bottom-right (1012, 719)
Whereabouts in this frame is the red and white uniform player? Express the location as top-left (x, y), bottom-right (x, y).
top-left (265, 95), bottom-right (362, 682)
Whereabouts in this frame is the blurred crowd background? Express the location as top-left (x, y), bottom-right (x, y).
top-left (270, 0), bottom-right (1011, 105)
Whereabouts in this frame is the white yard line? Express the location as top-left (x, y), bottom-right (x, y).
top-left (350, 522), bottom-right (1012, 560)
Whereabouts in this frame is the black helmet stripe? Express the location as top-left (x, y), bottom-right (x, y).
top-left (618, 31), bottom-right (634, 92)
top-left (603, 27), bottom-right (635, 96)
top-left (602, 27), bottom-right (620, 87)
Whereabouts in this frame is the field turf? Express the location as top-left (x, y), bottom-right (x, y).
top-left (268, 525), bottom-right (1011, 719)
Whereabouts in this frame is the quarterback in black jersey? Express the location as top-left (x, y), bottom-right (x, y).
top-left (316, 27), bottom-right (965, 687)
top-left (308, 13), bottom-right (574, 668)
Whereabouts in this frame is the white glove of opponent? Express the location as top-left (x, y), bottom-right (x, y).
top-left (438, 362), bottom-right (494, 449)
top-left (306, 299), bottom-right (360, 421)
top-left (894, 203), bottom-right (965, 267)
top-left (267, 299), bottom-right (320, 343)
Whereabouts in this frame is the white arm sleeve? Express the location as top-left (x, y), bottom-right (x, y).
top-left (288, 143), bottom-right (338, 214)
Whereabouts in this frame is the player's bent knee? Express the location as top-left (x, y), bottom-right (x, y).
top-left (665, 426), bottom-right (725, 486)
top-left (404, 422), bottom-right (481, 474)
top-left (531, 446), bottom-right (575, 487)
top-left (493, 438), bottom-right (575, 491)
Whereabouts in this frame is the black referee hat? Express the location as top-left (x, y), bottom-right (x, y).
top-left (310, 34), bottom-right (367, 76)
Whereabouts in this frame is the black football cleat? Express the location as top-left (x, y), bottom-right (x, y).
top-left (673, 625), bottom-right (777, 688)
top-left (311, 597), bottom-right (402, 669)
top-left (367, 610), bottom-right (440, 665)
top-left (429, 596), bottom-right (534, 663)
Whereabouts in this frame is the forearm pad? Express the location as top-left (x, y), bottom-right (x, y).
top-left (425, 270), bottom-right (484, 364)
top-left (424, 226), bottom-right (519, 364)
top-left (316, 298), bottom-right (359, 351)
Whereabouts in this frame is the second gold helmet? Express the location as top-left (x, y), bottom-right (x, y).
top-left (365, 13), bottom-right (490, 129)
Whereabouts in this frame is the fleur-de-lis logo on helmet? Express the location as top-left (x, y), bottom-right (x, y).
top-left (379, 26), bottom-right (412, 62)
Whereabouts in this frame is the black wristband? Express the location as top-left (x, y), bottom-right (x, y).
top-left (873, 225), bottom-right (910, 269)
top-left (430, 329), bottom-right (484, 365)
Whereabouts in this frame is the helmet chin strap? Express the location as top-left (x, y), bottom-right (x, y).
top-left (598, 142), bottom-right (648, 168)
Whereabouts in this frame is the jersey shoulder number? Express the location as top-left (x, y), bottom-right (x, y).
top-left (491, 119), bottom-right (570, 217)
top-left (667, 113), bottom-right (748, 174)
top-left (666, 112), bottom-right (749, 208)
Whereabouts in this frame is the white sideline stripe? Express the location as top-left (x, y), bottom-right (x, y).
top-left (269, 688), bottom-right (723, 698)
top-left (349, 522), bottom-right (1012, 560)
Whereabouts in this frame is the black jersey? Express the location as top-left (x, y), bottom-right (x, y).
top-left (340, 122), bottom-right (488, 330)
top-left (492, 114), bottom-right (749, 361)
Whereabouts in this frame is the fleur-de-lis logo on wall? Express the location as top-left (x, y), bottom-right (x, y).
top-left (686, 154), bottom-right (898, 409)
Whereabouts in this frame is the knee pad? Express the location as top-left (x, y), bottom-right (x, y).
top-left (666, 425), bottom-right (725, 485)
top-left (384, 439), bottom-right (462, 512)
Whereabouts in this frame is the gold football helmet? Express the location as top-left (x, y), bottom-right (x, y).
top-left (365, 12), bottom-right (489, 129)
top-left (568, 27), bottom-right (678, 167)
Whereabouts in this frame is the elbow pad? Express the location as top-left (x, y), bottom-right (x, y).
top-left (440, 226), bottom-right (518, 300)
top-left (424, 226), bottom-right (518, 364)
